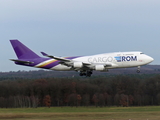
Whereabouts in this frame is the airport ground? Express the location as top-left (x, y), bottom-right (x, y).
top-left (0, 106), bottom-right (159, 120)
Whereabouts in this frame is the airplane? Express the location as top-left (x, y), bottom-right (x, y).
top-left (10, 40), bottom-right (154, 77)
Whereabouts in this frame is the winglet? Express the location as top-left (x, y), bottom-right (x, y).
top-left (41, 52), bottom-right (55, 58)
top-left (41, 52), bottom-right (48, 56)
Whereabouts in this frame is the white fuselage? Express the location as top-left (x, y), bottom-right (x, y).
top-left (51, 51), bottom-right (154, 71)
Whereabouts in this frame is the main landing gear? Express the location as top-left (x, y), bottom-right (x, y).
top-left (79, 71), bottom-right (93, 77)
top-left (137, 66), bottom-right (140, 73)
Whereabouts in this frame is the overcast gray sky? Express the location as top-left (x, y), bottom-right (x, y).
top-left (0, 0), bottom-right (160, 71)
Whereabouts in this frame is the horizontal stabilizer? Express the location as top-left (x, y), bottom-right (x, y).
top-left (10, 59), bottom-right (34, 64)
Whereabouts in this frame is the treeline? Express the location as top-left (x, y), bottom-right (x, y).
top-left (1, 65), bottom-right (160, 79)
top-left (0, 74), bottom-right (160, 108)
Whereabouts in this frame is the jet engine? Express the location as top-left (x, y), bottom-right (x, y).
top-left (95, 65), bottom-right (105, 71)
top-left (73, 62), bottom-right (83, 68)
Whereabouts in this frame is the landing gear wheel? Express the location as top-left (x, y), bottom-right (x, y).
top-left (79, 72), bottom-right (86, 76)
top-left (79, 71), bottom-right (93, 77)
top-left (137, 66), bottom-right (140, 73)
top-left (86, 71), bottom-right (92, 77)
top-left (79, 73), bottom-right (84, 76)
top-left (137, 70), bottom-right (140, 73)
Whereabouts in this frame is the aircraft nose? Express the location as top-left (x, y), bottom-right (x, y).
top-left (147, 56), bottom-right (154, 63)
top-left (150, 57), bottom-right (154, 62)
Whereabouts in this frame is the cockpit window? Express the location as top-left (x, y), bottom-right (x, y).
top-left (140, 53), bottom-right (144, 54)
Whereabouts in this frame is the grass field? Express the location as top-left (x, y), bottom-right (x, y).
top-left (0, 106), bottom-right (159, 120)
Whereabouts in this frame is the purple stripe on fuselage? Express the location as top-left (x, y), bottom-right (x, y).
top-left (41, 56), bottom-right (81, 69)
top-left (15, 56), bottom-right (81, 69)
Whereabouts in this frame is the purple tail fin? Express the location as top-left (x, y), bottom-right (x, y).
top-left (10, 40), bottom-right (41, 59)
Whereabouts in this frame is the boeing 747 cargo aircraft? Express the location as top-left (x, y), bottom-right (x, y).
top-left (10, 40), bottom-right (154, 77)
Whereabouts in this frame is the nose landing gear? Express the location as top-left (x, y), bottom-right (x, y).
top-left (137, 66), bottom-right (140, 73)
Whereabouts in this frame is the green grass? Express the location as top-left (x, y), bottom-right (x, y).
top-left (0, 106), bottom-right (160, 113)
top-left (0, 106), bottom-right (159, 120)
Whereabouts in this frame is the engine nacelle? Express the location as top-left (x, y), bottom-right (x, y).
top-left (73, 62), bottom-right (83, 68)
top-left (95, 65), bottom-right (105, 71)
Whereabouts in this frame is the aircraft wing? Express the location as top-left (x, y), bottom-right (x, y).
top-left (10, 59), bottom-right (34, 64)
top-left (41, 52), bottom-right (113, 70)
top-left (41, 52), bottom-right (91, 68)
top-left (41, 52), bottom-right (71, 62)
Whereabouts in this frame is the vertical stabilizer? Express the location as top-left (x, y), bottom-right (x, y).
top-left (10, 40), bottom-right (41, 59)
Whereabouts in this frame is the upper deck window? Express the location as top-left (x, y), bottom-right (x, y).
top-left (140, 53), bottom-right (144, 54)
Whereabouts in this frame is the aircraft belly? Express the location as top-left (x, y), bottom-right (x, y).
top-left (120, 61), bottom-right (141, 68)
top-left (50, 64), bottom-right (72, 71)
